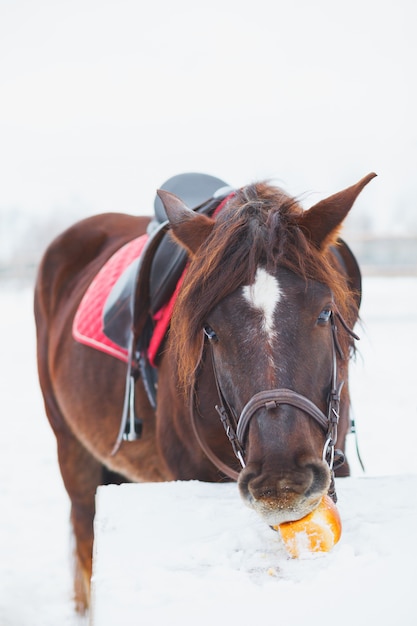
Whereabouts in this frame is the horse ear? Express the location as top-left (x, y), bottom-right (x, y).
top-left (298, 172), bottom-right (377, 249)
top-left (156, 189), bottom-right (215, 256)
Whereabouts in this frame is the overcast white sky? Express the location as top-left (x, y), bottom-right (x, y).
top-left (1, 0), bottom-right (416, 234)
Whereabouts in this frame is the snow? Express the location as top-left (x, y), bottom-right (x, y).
top-left (0, 276), bottom-right (416, 626)
top-left (91, 477), bottom-right (416, 626)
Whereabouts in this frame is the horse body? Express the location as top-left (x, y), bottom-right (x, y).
top-left (34, 174), bottom-right (375, 612)
top-left (34, 213), bottom-right (171, 608)
top-left (35, 213), bottom-right (170, 474)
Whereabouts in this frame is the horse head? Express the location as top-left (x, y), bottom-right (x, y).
top-left (158, 173), bottom-right (375, 526)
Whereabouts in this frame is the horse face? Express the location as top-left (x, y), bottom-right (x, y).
top-left (159, 173), bottom-right (375, 526)
top-left (204, 266), bottom-right (335, 525)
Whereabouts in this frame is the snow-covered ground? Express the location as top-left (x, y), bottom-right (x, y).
top-left (0, 276), bottom-right (416, 626)
top-left (91, 476), bottom-right (416, 626)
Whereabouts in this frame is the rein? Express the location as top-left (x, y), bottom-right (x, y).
top-left (191, 312), bottom-right (358, 501)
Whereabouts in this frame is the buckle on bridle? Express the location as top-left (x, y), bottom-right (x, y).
top-left (323, 436), bottom-right (335, 470)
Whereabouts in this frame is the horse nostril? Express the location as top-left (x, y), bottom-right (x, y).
top-left (303, 460), bottom-right (331, 498)
top-left (245, 476), bottom-right (278, 502)
top-left (257, 487), bottom-right (275, 500)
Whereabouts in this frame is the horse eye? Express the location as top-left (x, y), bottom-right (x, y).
top-left (203, 325), bottom-right (218, 341)
top-left (317, 308), bottom-right (332, 324)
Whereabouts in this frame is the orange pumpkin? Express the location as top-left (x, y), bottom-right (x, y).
top-left (275, 495), bottom-right (342, 558)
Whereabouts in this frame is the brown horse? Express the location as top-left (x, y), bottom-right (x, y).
top-left (34, 172), bottom-right (375, 612)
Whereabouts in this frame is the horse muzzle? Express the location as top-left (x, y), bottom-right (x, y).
top-left (238, 457), bottom-right (331, 526)
top-left (235, 389), bottom-right (334, 525)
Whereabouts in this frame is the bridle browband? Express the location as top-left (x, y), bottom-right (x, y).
top-left (191, 311), bottom-right (359, 502)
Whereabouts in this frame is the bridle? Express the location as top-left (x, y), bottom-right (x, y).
top-left (191, 311), bottom-right (359, 502)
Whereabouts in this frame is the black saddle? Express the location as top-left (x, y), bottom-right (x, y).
top-left (102, 172), bottom-right (232, 357)
top-left (148, 172), bottom-right (232, 314)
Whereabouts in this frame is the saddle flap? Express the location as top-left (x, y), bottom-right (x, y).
top-left (102, 222), bottom-right (170, 351)
top-left (102, 256), bottom-right (142, 351)
top-left (149, 194), bottom-right (228, 315)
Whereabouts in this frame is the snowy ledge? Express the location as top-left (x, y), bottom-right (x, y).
top-left (90, 476), bottom-right (417, 626)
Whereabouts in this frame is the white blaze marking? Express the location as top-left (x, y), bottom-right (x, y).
top-left (242, 267), bottom-right (281, 340)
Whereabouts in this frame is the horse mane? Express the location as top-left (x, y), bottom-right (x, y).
top-left (169, 182), bottom-right (356, 392)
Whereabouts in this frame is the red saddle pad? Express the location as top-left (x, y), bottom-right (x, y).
top-left (72, 192), bottom-right (233, 366)
top-left (72, 233), bottom-right (183, 366)
top-left (72, 235), bottom-right (148, 362)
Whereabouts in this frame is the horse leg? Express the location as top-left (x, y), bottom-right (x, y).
top-left (55, 426), bottom-right (104, 613)
top-left (36, 383), bottom-right (101, 610)
top-left (40, 384), bottom-right (126, 613)
top-left (35, 304), bottom-right (98, 612)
